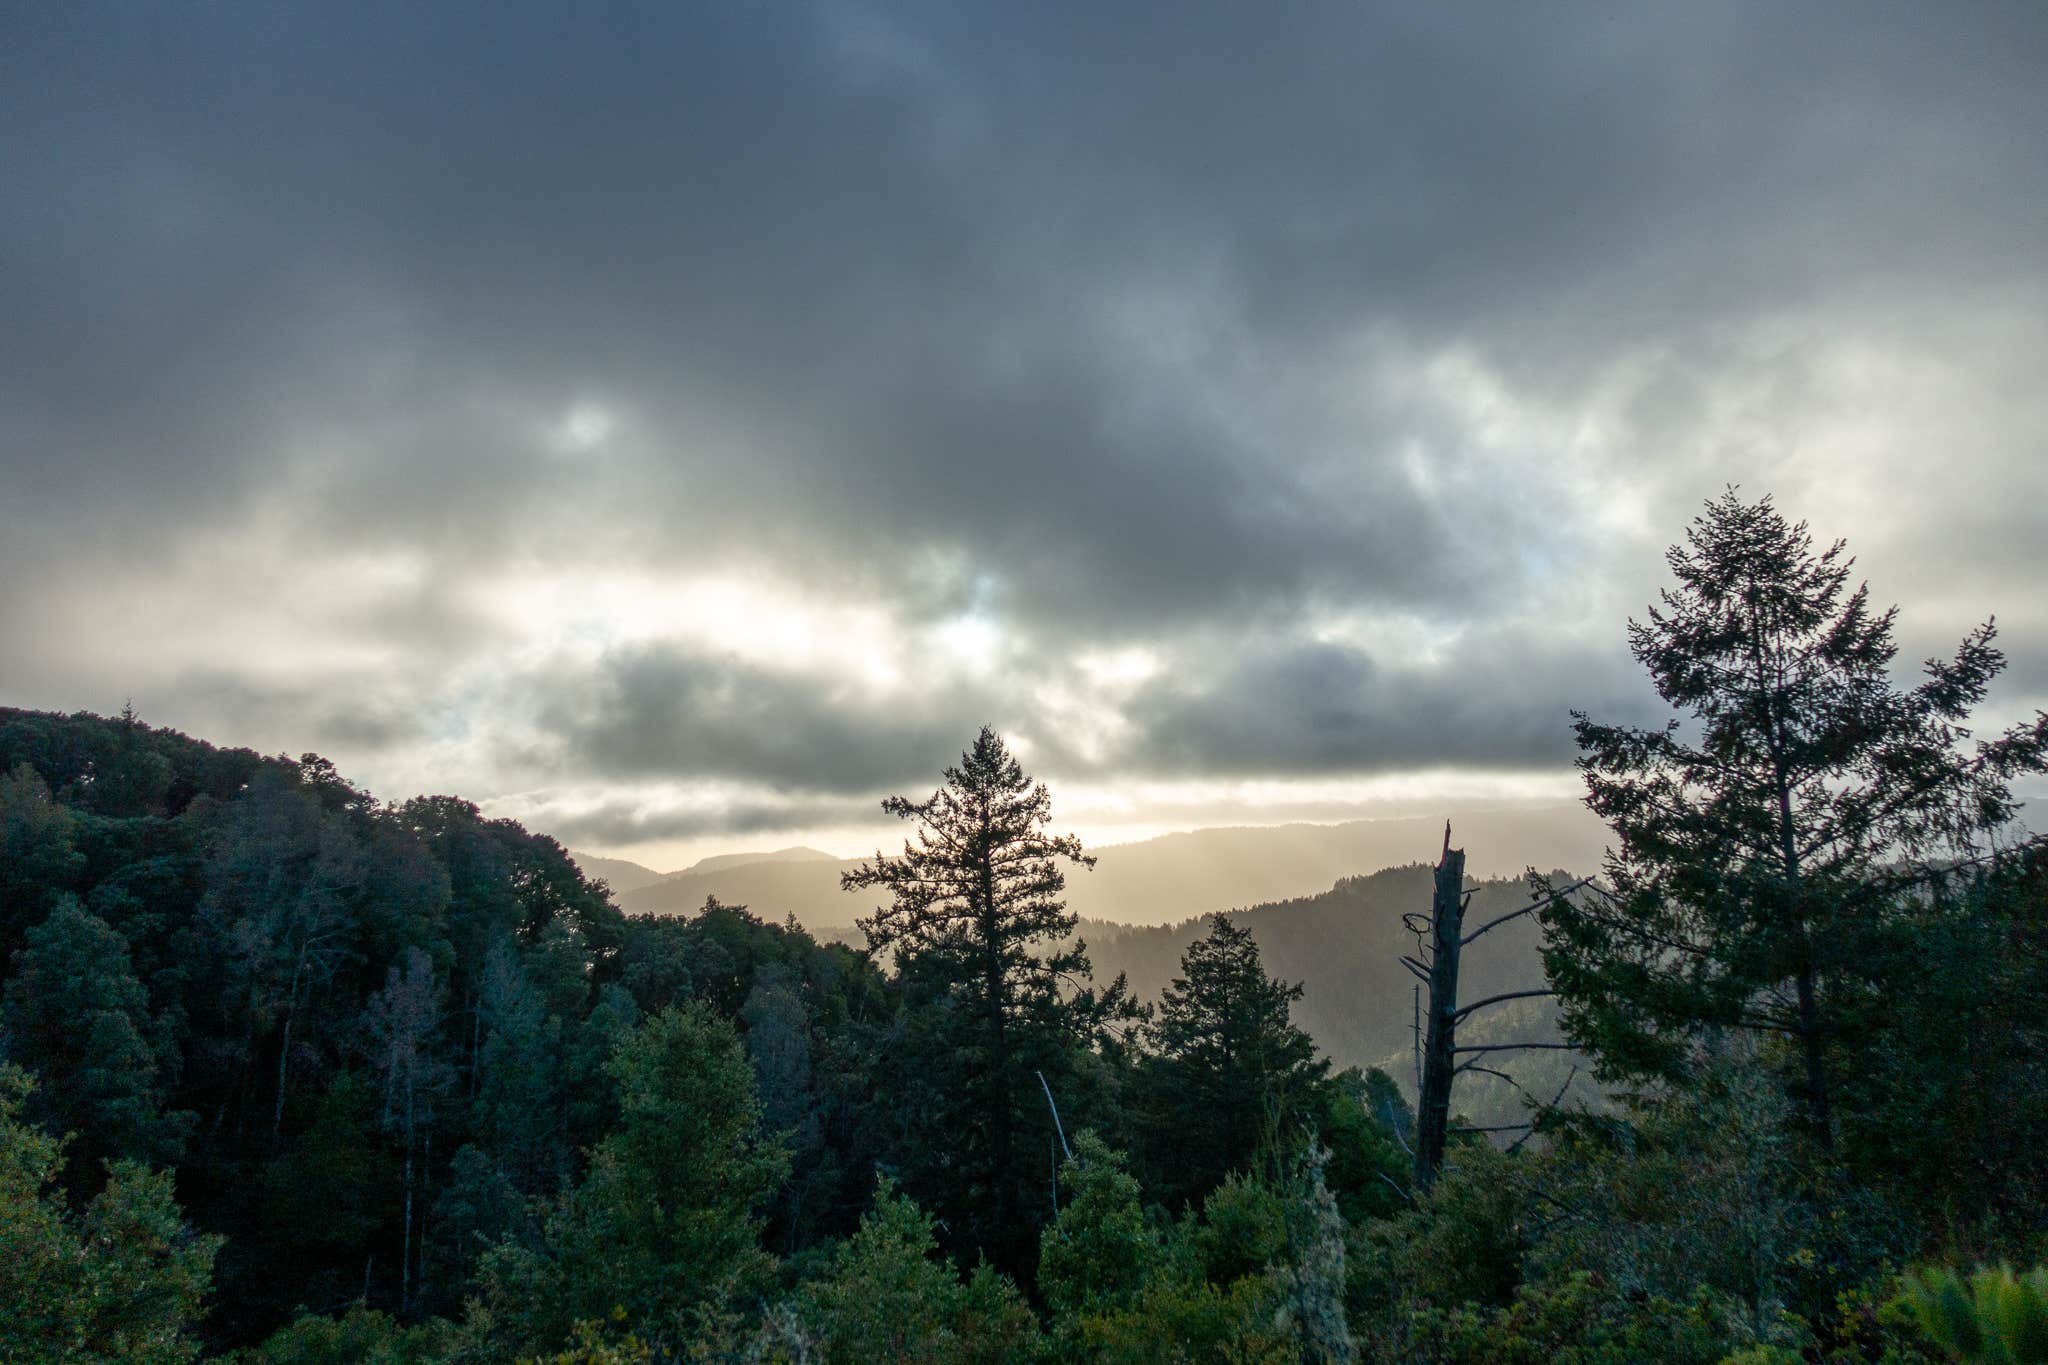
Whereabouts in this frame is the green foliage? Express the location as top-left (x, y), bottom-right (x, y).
top-left (1357, 1055), bottom-right (1916, 1362)
top-left (1524, 1056), bottom-right (1886, 1327)
top-left (1312, 1067), bottom-right (1412, 1226)
top-left (1409, 1270), bottom-right (1758, 1365)
top-left (1192, 1171), bottom-right (1293, 1288)
top-left (235, 1303), bottom-right (457, 1365)
top-left (0, 710), bottom-right (651, 1343)
top-left (1353, 1141), bottom-right (1532, 1333)
top-left (1135, 914), bottom-right (1328, 1211)
top-left (1542, 489), bottom-right (2048, 1136)
top-left (767, 1175), bottom-right (1038, 1363)
top-left (473, 937), bottom-right (568, 1193)
top-left (478, 1002), bottom-right (788, 1353)
top-left (616, 897), bottom-right (892, 1252)
top-left (0, 1065), bottom-right (221, 1364)
top-left (258, 1071), bottom-right (391, 1256)
top-left (844, 725), bottom-right (1136, 1275)
top-left (1067, 1276), bottom-right (1298, 1365)
top-left (1040, 1132), bottom-right (1166, 1318)
top-left (1899, 1265), bottom-right (2048, 1364)
top-left (2, 894), bottom-right (190, 1170)
top-left (1830, 848), bottom-right (2048, 1250)
top-left (518, 1319), bottom-right (655, 1365)
top-left (432, 1142), bottom-right (525, 1286)
top-left (0, 761), bottom-right (85, 952)
top-left (1038, 1135), bottom-right (1297, 1363)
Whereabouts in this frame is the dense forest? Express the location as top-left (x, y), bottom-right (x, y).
top-left (6, 491), bottom-right (2048, 1363)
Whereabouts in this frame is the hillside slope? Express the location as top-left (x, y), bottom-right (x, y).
top-left (1082, 863), bottom-right (1581, 1080)
top-left (616, 805), bottom-right (1608, 929)
top-left (567, 852), bottom-right (666, 895)
top-left (810, 859), bottom-right (1597, 1123)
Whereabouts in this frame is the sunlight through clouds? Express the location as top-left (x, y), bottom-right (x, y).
top-left (4, 2), bottom-right (2043, 866)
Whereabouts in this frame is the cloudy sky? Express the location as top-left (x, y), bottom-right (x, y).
top-left (6, 2), bottom-right (2045, 866)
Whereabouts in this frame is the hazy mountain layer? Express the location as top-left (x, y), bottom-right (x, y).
top-left (787, 859), bottom-right (1595, 1124)
top-left (610, 805), bottom-right (1608, 929)
top-left (566, 852), bottom-right (666, 895)
top-left (674, 846), bottom-right (837, 876)
top-left (1078, 864), bottom-right (1596, 1117)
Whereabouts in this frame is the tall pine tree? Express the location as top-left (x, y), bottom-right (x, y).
top-left (1542, 490), bottom-right (2048, 1140)
top-left (1137, 915), bottom-right (1325, 1210)
top-left (843, 725), bottom-right (1131, 1275)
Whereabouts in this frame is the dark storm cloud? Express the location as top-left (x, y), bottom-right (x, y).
top-left (4, 1), bottom-right (2044, 826)
top-left (1115, 631), bottom-right (1646, 779)
top-left (160, 671), bottom-right (431, 758)
top-left (520, 621), bottom-right (1646, 795)
top-left (529, 641), bottom-right (998, 794)
top-left (539, 794), bottom-right (878, 848)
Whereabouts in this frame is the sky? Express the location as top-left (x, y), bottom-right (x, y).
top-left (5, 2), bottom-right (2045, 869)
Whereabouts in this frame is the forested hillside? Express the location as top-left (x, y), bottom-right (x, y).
top-left (0, 706), bottom-right (1415, 1359)
top-left (1084, 866), bottom-right (1554, 1055)
top-left (4, 496), bottom-right (2048, 1364)
top-left (1082, 868), bottom-right (1600, 1125)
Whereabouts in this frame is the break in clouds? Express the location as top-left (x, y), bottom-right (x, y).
top-left (5, 2), bottom-right (2046, 857)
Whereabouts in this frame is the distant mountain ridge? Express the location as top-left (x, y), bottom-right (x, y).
top-left (565, 852), bottom-right (666, 895)
top-left (673, 846), bottom-right (837, 877)
top-left (1076, 863), bottom-right (1595, 1121)
top-left (570, 846), bottom-right (840, 899)
top-left (596, 805), bottom-right (1608, 930)
top-left (1079, 863), bottom-right (1563, 1067)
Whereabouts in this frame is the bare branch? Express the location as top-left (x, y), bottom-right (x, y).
top-left (1452, 1042), bottom-right (1574, 1056)
top-left (1467, 876), bottom-right (1597, 946)
top-left (1036, 1070), bottom-right (1073, 1165)
top-left (1459, 901), bottom-right (1538, 945)
top-left (1507, 1065), bottom-right (1581, 1156)
top-left (1451, 989), bottom-right (1555, 1022)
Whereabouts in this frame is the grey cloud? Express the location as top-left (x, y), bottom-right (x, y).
top-left (157, 671), bottom-right (431, 759)
top-left (506, 616), bottom-right (1653, 798)
top-left (4, 2), bottom-right (2045, 829)
top-left (15, 4), bottom-right (2032, 601)
top-left (537, 794), bottom-right (877, 847)
top-left (527, 642), bottom-right (1002, 793)
top-left (1115, 630), bottom-right (1654, 779)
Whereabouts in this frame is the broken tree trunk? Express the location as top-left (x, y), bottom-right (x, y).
top-left (1414, 825), bottom-right (1466, 1190)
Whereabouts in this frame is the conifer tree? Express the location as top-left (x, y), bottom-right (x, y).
top-left (1543, 490), bottom-right (2048, 1140)
top-left (843, 725), bottom-right (1131, 1274)
top-left (2, 896), bottom-right (189, 1170)
top-left (1138, 915), bottom-right (1325, 1209)
top-left (0, 762), bottom-right (83, 956)
top-left (479, 1003), bottom-right (786, 1352)
top-left (473, 939), bottom-right (566, 1194)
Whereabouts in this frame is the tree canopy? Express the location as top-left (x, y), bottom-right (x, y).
top-left (1541, 488), bottom-right (2048, 1137)
top-left (843, 724), bottom-right (1136, 1277)
top-left (1, 481), bottom-right (2046, 1364)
